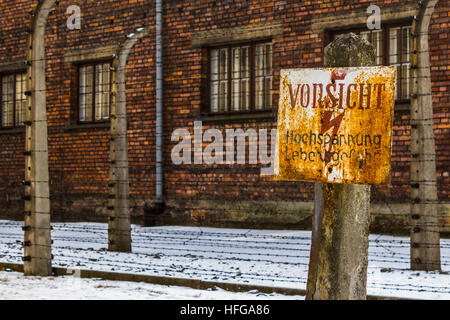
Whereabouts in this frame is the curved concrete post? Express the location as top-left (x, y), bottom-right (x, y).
top-left (23, 0), bottom-right (57, 276)
top-left (108, 28), bottom-right (149, 252)
top-left (410, 0), bottom-right (440, 271)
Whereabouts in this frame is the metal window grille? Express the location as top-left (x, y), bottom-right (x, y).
top-left (78, 62), bottom-right (111, 123)
top-left (210, 42), bottom-right (273, 113)
top-left (0, 72), bottom-right (27, 128)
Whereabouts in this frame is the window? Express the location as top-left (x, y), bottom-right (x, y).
top-left (0, 72), bottom-right (26, 128)
top-left (331, 23), bottom-right (412, 101)
top-left (210, 42), bottom-right (273, 113)
top-left (78, 62), bottom-right (111, 123)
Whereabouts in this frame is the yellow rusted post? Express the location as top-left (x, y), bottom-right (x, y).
top-left (306, 34), bottom-right (376, 300)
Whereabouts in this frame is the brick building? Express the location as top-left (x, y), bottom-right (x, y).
top-left (0, 0), bottom-right (448, 232)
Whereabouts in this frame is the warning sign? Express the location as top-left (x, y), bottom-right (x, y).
top-left (274, 67), bottom-right (396, 185)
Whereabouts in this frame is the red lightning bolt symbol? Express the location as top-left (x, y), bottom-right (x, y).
top-left (321, 111), bottom-right (345, 164)
top-left (321, 69), bottom-right (347, 165)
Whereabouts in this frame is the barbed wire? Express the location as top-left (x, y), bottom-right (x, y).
top-left (0, 0), bottom-right (448, 279)
top-left (0, 220), bottom-right (449, 295)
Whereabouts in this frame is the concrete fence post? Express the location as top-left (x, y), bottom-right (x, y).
top-left (409, 0), bottom-right (440, 271)
top-left (306, 34), bottom-right (375, 300)
top-left (23, 0), bottom-right (57, 276)
top-left (108, 28), bottom-right (149, 252)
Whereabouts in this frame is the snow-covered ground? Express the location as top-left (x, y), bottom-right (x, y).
top-left (0, 270), bottom-right (303, 300)
top-left (0, 220), bottom-right (448, 300)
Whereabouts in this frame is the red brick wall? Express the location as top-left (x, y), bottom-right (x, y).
top-left (0, 0), bottom-right (448, 228)
top-left (429, 1), bottom-right (450, 202)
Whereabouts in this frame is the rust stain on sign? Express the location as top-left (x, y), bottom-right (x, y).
top-left (274, 67), bottom-right (396, 185)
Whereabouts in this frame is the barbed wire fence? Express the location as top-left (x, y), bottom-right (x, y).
top-left (0, 219), bottom-right (449, 296)
top-left (0, 0), bottom-right (447, 282)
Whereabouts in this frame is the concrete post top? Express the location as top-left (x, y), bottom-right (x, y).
top-left (324, 33), bottom-right (376, 68)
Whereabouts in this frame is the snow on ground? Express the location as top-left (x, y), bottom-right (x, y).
top-left (0, 270), bottom-right (303, 300)
top-left (0, 220), bottom-right (449, 300)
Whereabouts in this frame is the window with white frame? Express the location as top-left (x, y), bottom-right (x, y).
top-left (210, 42), bottom-right (273, 113)
top-left (1, 72), bottom-right (26, 128)
top-left (78, 61), bottom-right (111, 123)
